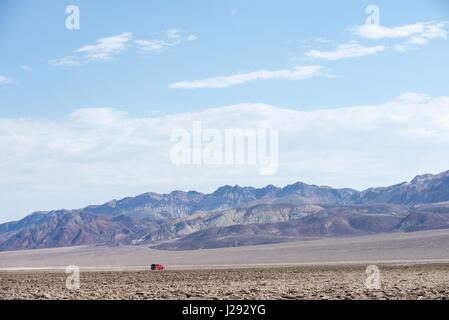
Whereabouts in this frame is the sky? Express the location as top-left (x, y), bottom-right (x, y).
top-left (1, 0), bottom-right (449, 222)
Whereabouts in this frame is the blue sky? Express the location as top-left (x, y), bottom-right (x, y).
top-left (1, 0), bottom-right (449, 221)
top-left (1, 0), bottom-right (448, 117)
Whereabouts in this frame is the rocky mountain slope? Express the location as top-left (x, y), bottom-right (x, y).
top-left (1, 170), bottom-right (449, 251)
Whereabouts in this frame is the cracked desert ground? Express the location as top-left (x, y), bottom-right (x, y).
top-left (1, 230), bottom-right (449, 300)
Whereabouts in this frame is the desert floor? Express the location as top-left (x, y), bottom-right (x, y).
top-left (1, 264), bottom-right (449, 300)
top-left (2, 229), bottom-right (449, 300)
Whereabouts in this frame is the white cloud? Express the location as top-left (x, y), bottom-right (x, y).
top-left (353, 23), bottom-right (426, 40)
top-left (2, 93), bottom-right (449, 221)
top-left (304, 41), bottom-right (385, 61)
top-left (135, 29), bottom-right (197, 54)
top-left (51, 56), bottom-right (84, 67)
top-left (396, 92), bottom-right (431, 104)
top-left (135, 39), bottom-right (168, 53)
top-left (52, 29), bottom-right (196, 65)
top-left (0, 75), bottom-right (14, 85)
top-left (75, 32), bottom-right (132, 61)
top-left (353, 21), bottom-right (447, 51)
top-left (51, 32), bottom-right (132, 66)
top-left (169, 65), bottom-right (326, 89)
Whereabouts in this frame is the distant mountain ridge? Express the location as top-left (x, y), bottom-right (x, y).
top-left (1, 170), bottom-right (449, 251)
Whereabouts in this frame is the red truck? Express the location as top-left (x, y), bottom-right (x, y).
top-left (150, 264), bottom-right (165, 271)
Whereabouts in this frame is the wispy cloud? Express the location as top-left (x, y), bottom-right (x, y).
top-left (304, 41), bottom-right (385, 61)
top-left (353, 21), bottom-right (447, 51)
top-left (75, 32), bottom-right (132, 61)
top-left (136, 29), bottom-right (197, 53)
top-left (304, 21), bottom-right (447, 60)
top-left (51, 29), bottom-right (196, 66)
top-left (135, 39), bottom-right (168, 53)
top-left (51, 56), bottom-right (84, 67)
top-left (353, 22), bottom-right (446, 40)
top-left (0, 75), bottom-right (15, 85)
top-left (51, 32), bottom-right (133, 67)
top-left (169, 65), bottom-right (326, 89)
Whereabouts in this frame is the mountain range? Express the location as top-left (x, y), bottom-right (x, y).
top-left (1, 170), bottom-right (449, 251)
